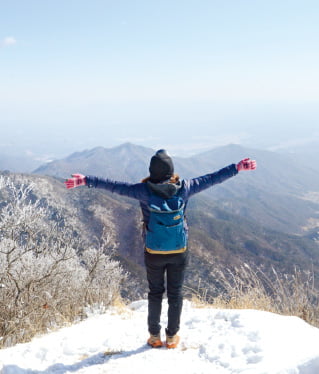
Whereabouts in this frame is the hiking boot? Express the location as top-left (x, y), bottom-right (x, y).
top-left (147, 334), bottom-right (163, 348)
top-left (165, 334), bottom-right (180, 349)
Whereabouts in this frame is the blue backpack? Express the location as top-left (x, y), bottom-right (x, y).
top-left (145, 193), bottom-right (187, 254)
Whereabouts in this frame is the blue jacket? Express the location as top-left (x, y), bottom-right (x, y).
top-left (86, 164), bottom-right (238, 227)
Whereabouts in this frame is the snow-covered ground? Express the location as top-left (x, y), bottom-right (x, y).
top-left (1, 300), bottom-right (319, 374)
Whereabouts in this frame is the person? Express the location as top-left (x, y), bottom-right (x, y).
top-left (65, 149), bottom-right (257, 348)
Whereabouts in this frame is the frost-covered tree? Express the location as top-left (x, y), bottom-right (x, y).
top-left (0, 175), bottom-right (125, 347)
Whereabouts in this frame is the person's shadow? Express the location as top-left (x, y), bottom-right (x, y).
top-left (2, 344), bottom-right (150, 373)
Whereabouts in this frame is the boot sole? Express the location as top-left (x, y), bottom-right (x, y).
top-left (147, 341), bottom-right (163, 348)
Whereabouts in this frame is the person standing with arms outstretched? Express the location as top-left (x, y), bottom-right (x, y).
top-left (65, 149), bottom-right (257, 348)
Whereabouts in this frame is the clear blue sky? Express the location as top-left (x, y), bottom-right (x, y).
top-left (1, 0), bottom-right (319, 159)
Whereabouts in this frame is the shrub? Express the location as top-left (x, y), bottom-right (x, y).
top-left (188, 263), bottom-right (319, 328)
top-left (0, 176), bottom-right (125, 348)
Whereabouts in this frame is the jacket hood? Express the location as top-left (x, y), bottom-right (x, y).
top-left (147, 181), bottom-right (181, 199)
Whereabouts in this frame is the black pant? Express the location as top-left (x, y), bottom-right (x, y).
top-left (144, 250), bottom-right (189, 337)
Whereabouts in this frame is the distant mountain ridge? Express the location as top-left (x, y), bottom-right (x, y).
top-left (34, 143), bottom-right (154, 181)
top-left (3, 170), bottom-right (319, 302)
top-left (3, 142), bottom-right (319, 301)
top-left (34, 142), bottom-right (319, 193)
top-left (33, 142), bottom-right (319, 235)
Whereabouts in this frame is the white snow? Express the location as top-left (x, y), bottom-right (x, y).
top-left (0, 300), bottom-right (319, 374)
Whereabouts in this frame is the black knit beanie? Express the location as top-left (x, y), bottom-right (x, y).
top-left (149, 149), bottom-right (174, 183)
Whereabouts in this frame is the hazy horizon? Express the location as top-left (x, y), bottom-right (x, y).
top-left (1, 1), bottom-right (319, 164)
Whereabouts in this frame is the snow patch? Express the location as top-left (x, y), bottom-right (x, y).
top-left (0, 300), bottom-right (319, 374)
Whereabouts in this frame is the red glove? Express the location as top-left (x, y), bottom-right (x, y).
top-left (64, 173), bottom-right (86, 189)
top-left (236, 158), bottom-right (257, 172)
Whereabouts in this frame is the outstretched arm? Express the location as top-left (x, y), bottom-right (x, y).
top-left (185, 158), bottom-right (257, 198)
top-left (64, 173), bottom-right (149, 202)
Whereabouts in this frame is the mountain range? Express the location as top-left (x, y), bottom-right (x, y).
top-left (34, 142), bottom-right (319, 235)
top-left (2, 142), bottom-right (319, 300)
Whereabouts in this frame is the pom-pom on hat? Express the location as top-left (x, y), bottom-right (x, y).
top-left (149, 149), bottom-right (174, 183)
